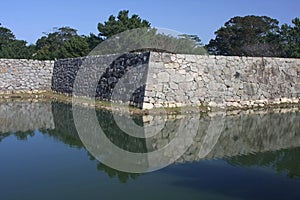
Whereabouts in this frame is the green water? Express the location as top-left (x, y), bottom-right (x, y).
top-left (0, 102), bottom-right (299, 200)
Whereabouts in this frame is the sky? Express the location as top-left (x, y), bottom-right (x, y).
top-left (0, 0), bottom-right (299, 45)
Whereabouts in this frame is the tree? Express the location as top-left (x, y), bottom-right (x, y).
top-left (0, 40), bottom-right (35, 59)
top-left (94, 10), bottom-right (206, 55)
top-left (60, 36), bottom-right (90, 58)
top-left (34, 26), bottom-right (89, 60)
top-left (85, 33), bottom-right (103, 50)
top-left (0, 23), bottom-right (15, 47)
top-left (97, 10), bottom-right (151, 39)
top-left (0, 23), bottom-right (35, 59)
top-left (207, 15), bottom-right (284, 57)
top-left (280, 18), bottom-right (300, 58)
top-left (91, 27), bottom-right (207, 55)
top-left (177, 34), bottom-right (206, 54)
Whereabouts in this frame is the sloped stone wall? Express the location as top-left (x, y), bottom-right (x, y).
top-left (52, 52), bottom-right (149, 108)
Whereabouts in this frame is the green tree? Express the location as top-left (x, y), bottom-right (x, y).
top-left (85, 33), bottom-right (103, 50)
top-left (0, 23), bottom-right (15, 46)
top-left (0, 40), bottom-right (35, 59)
top-left (60, 35), bottom-right (90, 58)
top-left (280, 18), bottom-right (300, 58)
top-left (97, 10), bottom-right (151, 39)
top-left (177, 34), bottom-right (206, 54)
top-left (92, 27), bottom-right (206, 55)
top-left (34, 26), bottom-right (89, 60)
top-left (0, 23), bottom-right (35, 59)
top-left (207, 15), bottom-right (284, 57)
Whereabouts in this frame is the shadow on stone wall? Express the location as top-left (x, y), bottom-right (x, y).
top-left (52, 52), bottom-right (150, 108)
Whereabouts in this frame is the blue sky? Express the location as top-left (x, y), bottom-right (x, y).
top-left (0, 0), bottom-right (299, 45)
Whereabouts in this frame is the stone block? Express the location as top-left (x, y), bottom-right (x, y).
top-left (169, 82), bottom-right (179, 90)
top-left (173, 74), bottom-right (186, 83)
top-left (143, 103), bottom-right (154, 109)
top-left (157, 72), bottom-right (170, 82)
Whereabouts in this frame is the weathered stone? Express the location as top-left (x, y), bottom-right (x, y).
top-left (185, 73), bottom-right (194, 82)
top-left (143, 103), bottom-right (154, 109)
top-left (169, 82), bottom-right (179, 90)
top-left (162, 54), bottom-right (172, 63)
top-left (165, 63), bottom-right (180, 69)
top-left (178, 69), bottom-right (186, 75)
top-left (190, 65), bottom-right (198, 72)
top-left (173, 74), bottom-right (186, 83)
top-left (144, 91), bottom-right (155, 97)
top-left (157, 72), bottom-right (170, 82)
top-left (156, 84), bottom-right (163, 92)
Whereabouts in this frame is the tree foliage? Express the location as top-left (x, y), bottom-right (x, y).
top-left (85, 33), bottom-right (103, 50)
top-left (60, 36), bottom-right (90, 58)
top-left (0, 24), bottom-right (15, 46)
top-left (0, 40), bottom-right (35, 59)
top-left (1, 12), bottom-right (299, 60)
top-left (0, 23), bottom-right (34, 59)
top-left (97, 10), bottom-right (151, 39)
top-left (207, 15), bottom-right (285, 57)
top-left (280, 18), bottom-right (300, 58)
top-left (34, 26), bottom-right (88, 60)
top-left (92, 27), bottom-right (206, 55)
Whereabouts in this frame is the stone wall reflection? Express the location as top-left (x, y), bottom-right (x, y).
top-left (178, 111), bottom-right (300, 162)
top-left (0, 101), bottom-right (299, 163)
top-left (0, 101), bottom-right (54, 133)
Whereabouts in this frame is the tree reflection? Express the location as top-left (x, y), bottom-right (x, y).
top-left (97, 163), bottom-right (140, 183)
top-left (0, 101), bottom-right (299, 180)
top-left (88, 152), bottom-right (141, 183)
top-left (14, 130), bottom-right (35, 141)
top-left (227, 147), bottom-right (300, 178)
top-left (0, 130), bottom-right (34, 142)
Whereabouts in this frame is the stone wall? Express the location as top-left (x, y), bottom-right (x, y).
top-left (0, 52), bottom-right (300, 110)
top-left (0, 59), bottom-right (54, 93)
top-left (143, 52), bottom-right (300, 109)
top-left (52, 52), bottom-right (149, 108)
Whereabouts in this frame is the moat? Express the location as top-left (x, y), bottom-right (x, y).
top-left (0, 101), bottom-right (299, 200)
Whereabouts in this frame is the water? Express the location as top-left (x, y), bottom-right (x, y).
top-left (0, 101), bottom-right (299, 200)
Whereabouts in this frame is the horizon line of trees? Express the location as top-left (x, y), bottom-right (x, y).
top-left (0, 10), bottom-right (299, 60)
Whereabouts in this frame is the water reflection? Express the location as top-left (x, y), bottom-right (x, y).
top-left (0, 101), bottom-right (299, 179)
top-left (227, 147), bottom-right (300, 178)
